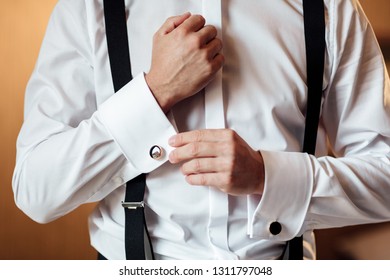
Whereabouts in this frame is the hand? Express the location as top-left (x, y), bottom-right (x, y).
top-left (145, 13), bottom-right (224, 112)
top-left (168, 129), bottom-right (265, 196)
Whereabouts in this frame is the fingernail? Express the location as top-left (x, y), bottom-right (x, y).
top-left (168, 152), bottom-right (173, 162)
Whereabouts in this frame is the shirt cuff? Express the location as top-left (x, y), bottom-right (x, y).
top-left (97, 73), bottom-right (177, 173)
top-left (248, 150), bottom-right (313, 241)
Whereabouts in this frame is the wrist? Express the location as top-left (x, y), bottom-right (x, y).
top-left (145, 72), bottom-right (172, 113)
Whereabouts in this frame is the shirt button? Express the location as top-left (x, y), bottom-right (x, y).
top-left (149, 145), bottom-right (164, 160)
top-left (269, 221), bottom-right (282, 236)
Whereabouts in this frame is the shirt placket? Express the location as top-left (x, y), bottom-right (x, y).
top-left (202, 0), bottom-right (238, 260)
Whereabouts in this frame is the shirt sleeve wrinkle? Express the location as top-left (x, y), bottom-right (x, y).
top-left (308, 0), bottom-right (390, 231)
top-left (13, 1), bottom-right (133, 223)
top-left (53, 0), bottom-right (93, 66)
top-left (250, 0), bottom-right (390, 240)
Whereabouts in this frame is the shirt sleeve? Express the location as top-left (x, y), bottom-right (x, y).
top-left (12, 1), bottom-right (176, 223)
top-left (249, 0), bottom-right (390, 240)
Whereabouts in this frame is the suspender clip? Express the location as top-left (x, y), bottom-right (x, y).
top-left (121, 201), bottom-right (145, 210)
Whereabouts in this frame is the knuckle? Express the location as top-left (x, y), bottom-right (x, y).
top-left (203, 25), bottom-right (217, 41)
top-left (214, 53), bottom-right (225, 68)
top-left (225, 129), bottom-right (236, 141)
top-left (209, 25), bottom-right (218, 35)
top-left (199, 52), bottom-right (211, 67)
top-left (189, 142), bottom-right (199, 157)
top-left (203, 63), bottom-right (215, 77)
top-left (180, 164), bottom-right (187, 175)
top-left (214, 38), bottom-right (223, 49)
top-left (166, 16), bottom-right (176, 23)
top-left (193, 14), bottom-right (206, 26)
top-left (200, 49), bottom-right (209, 61)
top-left (194, 159), bottom-right (202, 172)
top-left (199, 174), bottom-right (207, 186)
top-left (209, 56), bottom-right (224, 74)
top-left (188, 34), bottom-right (202, 48)
top-left (175, 27), bottom-right (187, 38)
top-left (175, 134), bottom-right (183, 145)
top-left (194, 130), bottom-right (203, 142)
top-left (169, 150), bottom-right (177, 162)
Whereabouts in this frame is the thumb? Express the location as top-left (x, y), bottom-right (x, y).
top-left (160, 12), bottom-right (191, 34)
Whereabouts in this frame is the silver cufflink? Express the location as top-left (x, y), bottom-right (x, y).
top-left (149, 145), bottom-right (163, 160)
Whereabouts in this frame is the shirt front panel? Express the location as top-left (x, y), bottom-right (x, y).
top-left (89, 0), bottom-right (322, 259)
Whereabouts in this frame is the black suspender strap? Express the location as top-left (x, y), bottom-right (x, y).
top-left (103, 0), bottom-right (325, 260)
top-left (285, 0), bottom-right (325, 260)
top-left (103, 0), bottom-right (154, 260)
top-left (103, 0), bottom-right (132, 92)
top-left (122, 174), bottom-right (155, 260)
top-left (302, 0), bottom-right (326, 155)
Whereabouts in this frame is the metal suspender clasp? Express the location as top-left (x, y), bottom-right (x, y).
top-left (121, 201), bottom-right (145, 210)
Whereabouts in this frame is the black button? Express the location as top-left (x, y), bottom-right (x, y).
top-left (269, 221), bottom-right (282, 235)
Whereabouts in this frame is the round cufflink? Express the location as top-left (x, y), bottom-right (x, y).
top-left (269, 221), bottom-right (282, 236)
top-left (149, 145), bottom-right (163, 160)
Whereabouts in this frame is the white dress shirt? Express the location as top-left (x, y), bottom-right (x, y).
top-left (13, 0), bottom-right (390, 260)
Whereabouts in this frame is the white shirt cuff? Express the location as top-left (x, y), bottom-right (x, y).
top-left (248, 150), bottom-right (313, 241)
top-left (97, 73), bottom-right (177, 173)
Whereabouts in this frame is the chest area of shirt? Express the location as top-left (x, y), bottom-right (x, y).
top-left (125, 1), bottom-right (307, 89)
top-left (94, 0), bottom-right (309, 123)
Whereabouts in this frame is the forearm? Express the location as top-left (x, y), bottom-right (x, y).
top-left (13, 116), bottom-right (130, 223)
top-left (13, 73), bottom-right (177, 224)
top-left (308, 151), bottom-right (390, 228)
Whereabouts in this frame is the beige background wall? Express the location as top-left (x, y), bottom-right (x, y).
top-left (0, 0), bottom-right (389, 260)
top-left (0, 0), bottom-right (96, 260)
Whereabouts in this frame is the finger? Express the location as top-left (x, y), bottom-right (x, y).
top-left (185, 172), bottom-right (229, 188)
top-left (169, 142), bottom-right (223, 164)
top-left (204, 38), bottom-right (223, 59)
top-left (169, 129), bottom-right (234, 147)
top-left (176, 14), bottom-right (206, 33)
top-left (197, 25), bottom-right (218, 45)
top-left (210, 53), bottom-right (225, 71)
top-left (159, 12), bottom-right (191, 34)
top-left (180, 157), bottom-right (230, 175)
